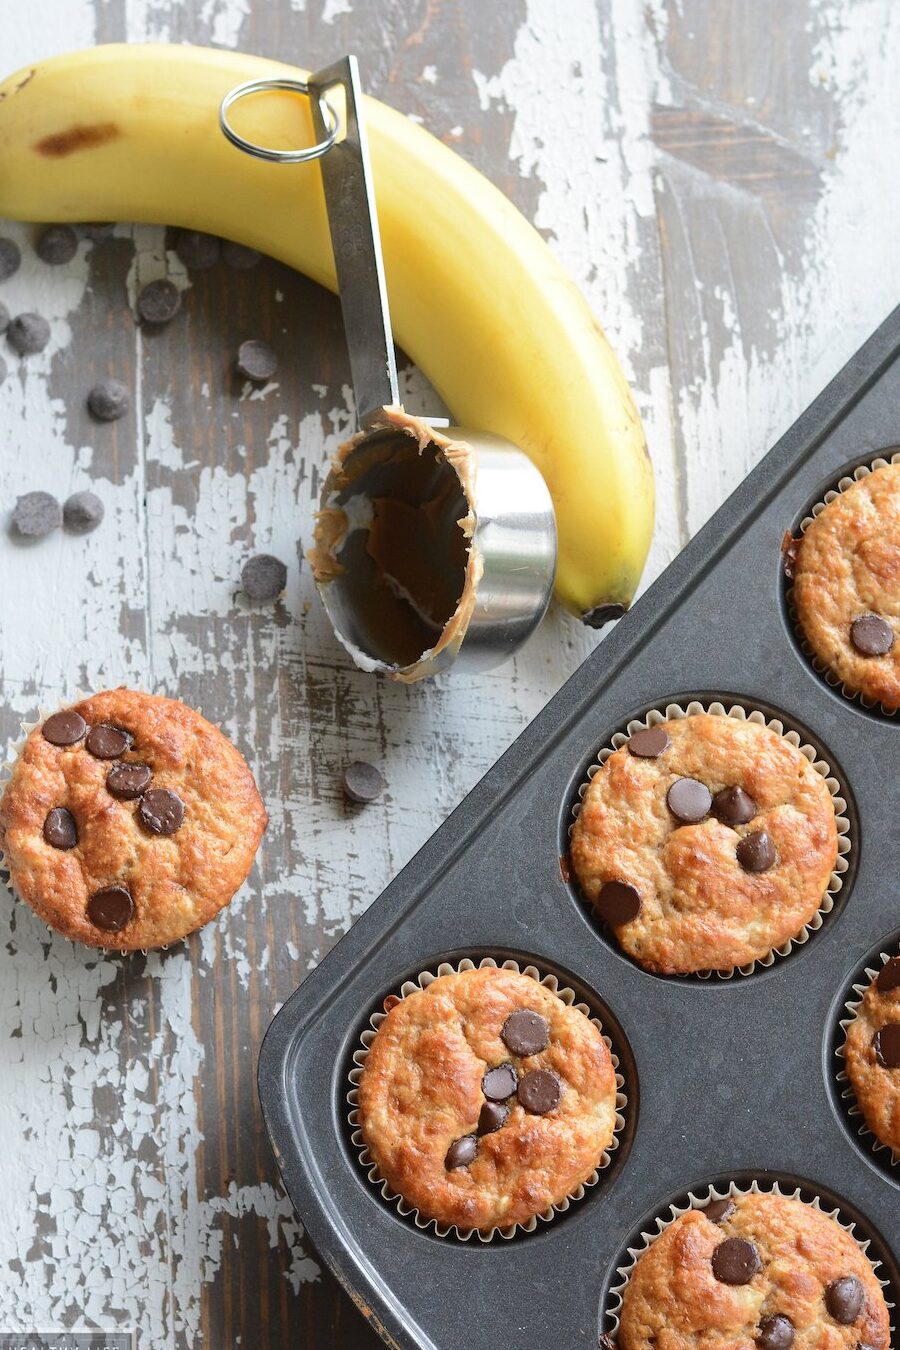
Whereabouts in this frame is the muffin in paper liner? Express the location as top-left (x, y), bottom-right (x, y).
top-left (601, 1177), bottom-right (895, 1344)
top-left (836, 946), bottom-right (900, 1169)
top-left (346, 955), bottom-right (629, 1242)
top-left (784, 449), bottom-right (900, 717)
top-left (567, 698), bottom-right (851, 980)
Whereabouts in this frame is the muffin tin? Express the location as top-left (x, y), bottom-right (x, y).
top-left (257, 308), bottom-right (900, 1349)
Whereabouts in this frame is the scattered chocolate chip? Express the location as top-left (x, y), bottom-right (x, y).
top-left (80, 222), bottom-right (115, 240)
top-left (850, 614), bottom-right (894, 657)
top-left (756, 1314), bottom-right (794, 1350)
top-left (824, 1275), bottom-right (864, 1324)
top-left (477, 1101), bottom-right (509, 1135)
top-left (876, 957), bottom-right (900, 994)
top-left (482, 1064), bottom-right (517, 1101)
top-left (87, 378), bottom-right (130, 422)
top-left (712, 785), bottom-right (757, 826)
top-left (596, 879), bottom-right (641, 925)
top-left (703, 1197), bottom-right (736, 1224)
top-left (445, 1135), bottom-right (477, 1170)
top-left (667, 777), bottom-right (713, 823)
top-left (176, 230), bottom-right (220, 270)
top-left (627, 725), bottom-right (670, 758)
top-left (342, 760), bottom-right (385, 804)
top-left (85, 724), bottom-right (131, 759)
top-left (7, 312), bottom-right (51, 355)
top-left (873, 1023), bottom-right (900, 1069)
top-left (87, 884), bottom-right (134, 932)
top-left (42, 710), bottom-right (87, 746)
top-left (517, 1068), bottom-right (562, 1115)
top-left (0, 237), bottom-right (21, 280)
top-left (501, 1009), bottom-right (550, 1057)
top-left (781, 531), bottom-right (801, 581)
top-left (106, 762), bottom-right (152, 800)
top-left (43, 807), bottom-right (77, 850)
top-left (0, 300), bottom-right (8, 333)
top-left (63, 490), bottom-right (105, 534)
top-left (137, 279), bottom-right (181, 325)
top-left (222, 240), bottom-right (261, 270)
top-left (12, 491), bottom-right (62, 538)
top-left (236, 338), bottom-right (278, 382)
top-left (241, 553), bottom-right (287, 601)
top-left (711, 1237), bottom-right (761, 1285)
top-left (138, 787), bottom-right (185, 836)
top-left (582, 602), bottom-right (626, 629)
top-left (35, 224), bottom-right (78, 265)
top-left (736, 829), bottom-right (776, 873)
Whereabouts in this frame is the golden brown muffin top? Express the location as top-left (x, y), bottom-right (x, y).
top-left (0, 688), bottom-right (267, 950)
top-left (844, 954), bottom-right (900, 1156)
top-left (569, 713), bottom-right (838, 975)
top-left (618, 1191), bottom-right (890, 1349)
top-left (357, 966), bottom-right (618, 1233)
top-left (792, 462), bottom-right (900, 710)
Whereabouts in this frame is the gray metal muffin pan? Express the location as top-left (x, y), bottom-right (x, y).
top-left (258, 307), bottom-right (900, 1349)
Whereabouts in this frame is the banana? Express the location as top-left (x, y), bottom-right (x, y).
top-left (0, 44), bottom-right (653, 622)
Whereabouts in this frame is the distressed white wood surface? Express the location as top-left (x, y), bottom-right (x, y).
top-left (1, 1), bottom-right (899, 1345)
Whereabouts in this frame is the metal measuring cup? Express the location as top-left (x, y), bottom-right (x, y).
top-left (220, 57), bottom-right (557, 681)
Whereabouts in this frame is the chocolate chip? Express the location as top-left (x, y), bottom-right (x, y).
top-left (736, 829), bottom-right (776, 873)
top-left (137, 279), bottom-right (181, 325)
top-left (107, 762), bottom-right (152, 800)
top-left (0, 301), bottom-right (8, 333)
top-left (43, 807), bottom-right (77, 850)
top-left (517, 1068), bottom-right (562, 1115)
top-left (596, 880), bottom-right (641, 925)
top-left (756, 1315), bottom-right (794, 1350)
top-left (12, 491), bottom-right (62, 538)
top-left (0, 237), bottom-right (21, 280)
top-left (222, 240), bottom-right (261, 270)
top-left (63, 490), bottom-right (105, 534)
top-left (87, 379), bottom-right (130, 422)
top-left (712, 786), bottom-right (757, 825)
top-left (236, 338), bottom-right (278, 382)
top-left (703, 1197), bottom-right (736, 1224)
top-left (445, 1135), bottom-right (477, 1169)
top-left (85, 724), bottom-right (131, 759)
top-left (87, 885), bottom-right (134, 932)
top-left (873, 1023), bottom-right (900, 1068)
top-left (35, 224), bottom-right (78, 265)
top-left (711, 1237), bottom-right (761, 1285)
top-left (342, 760), bottom-right (385, 804)
top-left (667, 777), bottom-right (712, 823)
top-left (850, 614), bottom-right (894, 656)
top-left (241, 553), bottom-right (287, 601)
top-left (501, 1009), bottom-right (549, 1057)
top-left (825, 1275), bottom-right (864, 1324)
top-left (477, 1101), bottom-right (509, 1135)
top-left (627, 725), bottom-right (670, 758)
top-left (42, 710), bottom-right (87, 746)
top-left (876, 957), bottom-right (900, 994)
top-left (482, 1064), bottom-right (517, 1101)
top-left (176, 230), bottom-right (220, 270)
top-left (7, 312), bottom-right (51, 355)
top-left (138, 788), bottom-right (185, 836)
top-left (80, 222), bottom-right (115, 241)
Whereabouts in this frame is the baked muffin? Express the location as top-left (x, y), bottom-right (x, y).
top-left (356, 965), bottom-right (618, 1233)
top-left (790, 461), bottom-right (900, 710)
top-left (0, 689), bottom-right (267, 949)
top-left (844, 954), bottom-right (900, 1155)
top-left (617, 1190), bottom-right (890, 1349)
top-left (569, 712), bottom-right (838, 975)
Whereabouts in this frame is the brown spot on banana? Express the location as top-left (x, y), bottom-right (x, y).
top-left (35, 122), bottom-right (119, 156)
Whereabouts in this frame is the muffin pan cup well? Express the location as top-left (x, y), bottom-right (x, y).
top-left (258, 305), bottom-right (900, 1350)
top-left (834, 935), bottom-right (900, 1176)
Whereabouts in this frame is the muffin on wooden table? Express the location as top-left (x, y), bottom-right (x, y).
top-left (843, 952), bottom-right (900, 1157)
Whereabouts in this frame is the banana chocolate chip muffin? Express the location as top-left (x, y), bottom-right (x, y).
top-left (617, 1190), bottom-right (890, 1349)
top-left (789, 461), bottom-right (900, 710)
top-left (569, 713), bottom-right (838, 975)
top-left (0, 688), bottom-right (267, 949)
top-left (844, 954), bottom-right (900, 1155)
top-left (356, 965), bottom-right (618, 1233)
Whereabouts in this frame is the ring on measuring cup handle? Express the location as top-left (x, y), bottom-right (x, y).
top-left (219, 77), bottom-right (341, 163)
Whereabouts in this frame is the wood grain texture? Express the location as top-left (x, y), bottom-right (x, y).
top-left (1, 1), bottom-right (899, 1346)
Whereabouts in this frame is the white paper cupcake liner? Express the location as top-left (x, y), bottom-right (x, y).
top-left (347, 954), bottom-right (629, 1242)
top-left (602, 1177), bottom-right (895, 1342)
top-left (836, 946), bottom-right (900, 1168)
top-left (568, 698), bottom-right (852, 980)
top-left (784, 449), bottom-right (900, 718)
